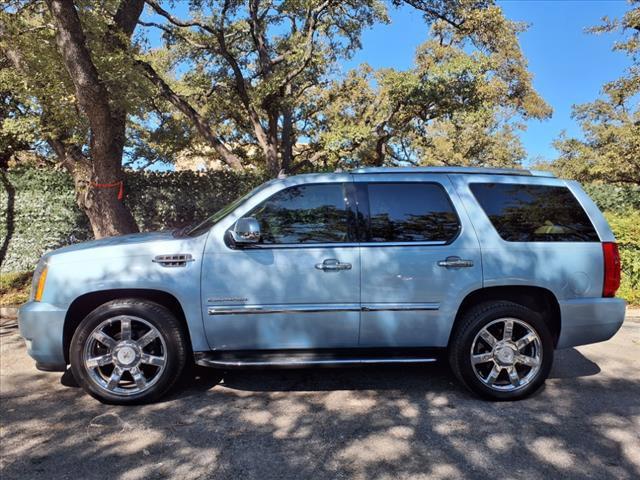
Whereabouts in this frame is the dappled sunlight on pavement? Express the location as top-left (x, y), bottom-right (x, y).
top-left (1, 317), bottom-right (639, 479)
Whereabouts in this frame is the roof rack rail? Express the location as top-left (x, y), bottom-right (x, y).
top-left (350, 166), bottom-right (556, 177)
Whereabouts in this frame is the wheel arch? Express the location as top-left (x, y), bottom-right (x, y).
top-left (448, 286), bottom-right (561, 348)
top-left (63, 289), bottom-right (189, 363)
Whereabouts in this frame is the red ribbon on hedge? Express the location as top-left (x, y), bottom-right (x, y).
top-left (90, 180), bottom-right (124, 200)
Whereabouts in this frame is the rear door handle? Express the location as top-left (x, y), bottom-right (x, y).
top-left (438, 256), bottom-right (474, 268)
top-left (315, 258), bottom-right (352, 271)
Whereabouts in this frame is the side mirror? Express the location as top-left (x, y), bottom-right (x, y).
top-left (230, 217), bottom-right (261, 244)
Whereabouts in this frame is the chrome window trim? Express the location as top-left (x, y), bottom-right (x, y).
top-left (240, 240), bottom-right (449, 250)
top-left (207, 303), bottom-right (440, 315)
top-left (359, 241), bottom-right (448, 248)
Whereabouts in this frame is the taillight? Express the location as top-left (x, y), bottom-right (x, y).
top-left (602, 242), bottom-right (621, 297)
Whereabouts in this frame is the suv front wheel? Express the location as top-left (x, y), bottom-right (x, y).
top-left (449, 301), bottom-right (554, 400)
top-left (70, 299), bottom-right (188, 404)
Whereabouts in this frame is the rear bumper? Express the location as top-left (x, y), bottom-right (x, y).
top-left (557, 297), bottom-right (626, 348)
top-left (18, 301), bottom-right (67, 372)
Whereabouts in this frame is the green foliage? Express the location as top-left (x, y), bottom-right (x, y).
top-left (123, 169), bottom-right (265, 232)
top-left (0, 271), bottom-right (31, 306)
top-left (3, 0), bottom-right (553, 178)
top-left (137, 0), bottom-right (389, 174)
top-left (1, 1), bottom-right (155, 154)
top-left (0, 167), bottom-right (90, 272)
top-left (583, 184), bottom-right (640, 213)
top-left (551, 1), bottom-right (640, 184)
top-left (605, 211), bottom-right (640, 305)
top-left (0, 167), bottom-right (263, 271)
top-left (308, 1), bottom-right (551, 168)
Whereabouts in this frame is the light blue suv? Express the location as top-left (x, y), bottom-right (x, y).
top-left (18, 167), bottom-right (626, 403)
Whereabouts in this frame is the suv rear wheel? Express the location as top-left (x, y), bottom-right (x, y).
top-left (449, 301), bottom-right (554, 400)
top-left (70, 299), bottom-right (188, 404)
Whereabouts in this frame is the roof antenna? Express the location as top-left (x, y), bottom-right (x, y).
top-left (277, 169), bottom-right (287, 179)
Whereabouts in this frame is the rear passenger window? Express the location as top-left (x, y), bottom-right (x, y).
top-left (365, 183), bottom-right (460, 243)
top-left (470, 183), bottom-right (599, 242)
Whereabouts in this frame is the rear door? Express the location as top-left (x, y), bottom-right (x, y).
top-left (355, 174), bottom-right (482, 348)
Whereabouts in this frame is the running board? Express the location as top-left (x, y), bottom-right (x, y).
top-left (194, 352), bottom-right (438, 369)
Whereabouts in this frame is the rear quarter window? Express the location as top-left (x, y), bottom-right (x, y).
top-left (470, 183), bottom-right (599, 242)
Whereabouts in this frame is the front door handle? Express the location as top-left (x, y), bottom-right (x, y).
top-left (438, 256), bottom-right (474, 268)
top-left (315, 258), bottom-right (352, 271)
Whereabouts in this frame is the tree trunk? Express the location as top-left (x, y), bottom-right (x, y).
top-left (49, 139), bottom-right (139, 238)
top-left (281, 90), bottom-right (294, 173)
top-left (46, 0), bottom-right (139, 237)
top-left (373, 129), bottom-right (390, 166)
top-left (265, 111), bottom-right (281, 177)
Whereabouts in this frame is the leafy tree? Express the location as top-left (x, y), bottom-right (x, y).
top-left (139, 0), bottom-right (549, 173)
top-left (552, 1), bottom-right (639, 184)
top-left (308, 1), bottom-right (550, 168)
top-left (1, 0), bottom-right (145, 237)
top-left (136, 0), bottom-right (389, 176)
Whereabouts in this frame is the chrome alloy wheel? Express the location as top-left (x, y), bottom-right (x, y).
top-left (470, 318), bottom-right (542, 392)
top-left (82, 316), bottom-right (167, 396)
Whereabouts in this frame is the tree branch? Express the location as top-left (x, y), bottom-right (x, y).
top-left (136, 59), bottom-right (244, 170)
top-left (144, 0), bottom-right (217, 33)
top-left (248, 0), bottom-right (272, 75)
top-left (114, 0), bottom-right (145, 38)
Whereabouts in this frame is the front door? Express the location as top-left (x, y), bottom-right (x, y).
top-left (202, 181), bottom-right (361, 350)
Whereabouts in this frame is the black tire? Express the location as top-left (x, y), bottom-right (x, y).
top-left (70, 299), bottom-right (188, 405)
top-left (448, 301), bottom-right (554, 401)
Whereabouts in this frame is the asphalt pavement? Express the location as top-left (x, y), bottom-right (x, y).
top-left (1, 313), bottom-right (639, 480)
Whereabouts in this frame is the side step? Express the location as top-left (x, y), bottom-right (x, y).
top-left (194, 351), bottom-right (439, 369)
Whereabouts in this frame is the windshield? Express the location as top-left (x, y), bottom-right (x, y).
top-left (185, 180), bottom-right (275, 237)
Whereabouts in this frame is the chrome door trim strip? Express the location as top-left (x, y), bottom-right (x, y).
top-left (207, 304), bottom-right (361, 315)
top-left (196, 357), bottom-right (438, 368)
top-left (361, 303), bottom-right (440, 312)
top-left (207, 303), bottom-right (439, 315)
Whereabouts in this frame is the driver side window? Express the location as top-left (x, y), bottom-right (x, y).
top-left (248, 183), bottom-right (354, 244)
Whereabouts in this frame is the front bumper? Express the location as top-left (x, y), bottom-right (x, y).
top-left (18, 301), bottom-right (67, 371)
top-left (557, 297), bottom-right (626, 348)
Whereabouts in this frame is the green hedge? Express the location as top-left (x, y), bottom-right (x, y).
top-left (0, 167), bottom-right (263, 271)
top-left (1, 167), bottom-right (639, 304)
top-left (605, 211), bottom-right (640, 305)
top-left (583, 184), bottom-right (640, 213)
top-left (1, 168), bottom-right (90, 272)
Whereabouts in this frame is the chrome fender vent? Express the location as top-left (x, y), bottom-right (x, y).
top-left (152, 254), bottom-right (194, 267)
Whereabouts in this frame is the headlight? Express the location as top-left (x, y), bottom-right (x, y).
top-left (30, 261), bottom-right (48, 302)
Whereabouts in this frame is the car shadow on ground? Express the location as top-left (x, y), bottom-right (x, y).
top-left (168, 346), bottom-right (602, 396)
top-left (57, 346), bottom-right (603, 397)
top-left (2, 335), bottom-right (638, 480)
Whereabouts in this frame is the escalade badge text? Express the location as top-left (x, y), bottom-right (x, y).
top-left (207, 297), bottom-right (248, 303)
